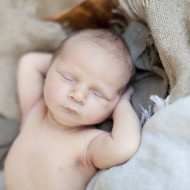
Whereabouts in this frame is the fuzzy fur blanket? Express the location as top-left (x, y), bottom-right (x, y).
top-left (87, 0), bottom-right (190, 189)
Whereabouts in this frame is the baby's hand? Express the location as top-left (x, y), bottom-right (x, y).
top-left (120, 86), bottom-right (134, 100)
top-left (112, 87), bottom-right (134, 118)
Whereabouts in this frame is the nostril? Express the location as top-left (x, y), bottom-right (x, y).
top-left (69, 94), bottom-right (74, 100)
top-left (75, 94), bottom-right (86, 104)
top-left (69, 92), bottom-right (86, 105)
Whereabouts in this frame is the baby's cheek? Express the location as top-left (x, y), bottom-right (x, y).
top-left (44, 81), bottom-right (60, 109)
top-left (44, 84), bottom-right (54, 103)
top-left (86, 103), bottom-right (113, 124)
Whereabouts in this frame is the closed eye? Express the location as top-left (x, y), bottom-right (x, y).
top-left (91, 89), bottom-right (106, 99)
top-left (60, 72), bottom-right (75, 82)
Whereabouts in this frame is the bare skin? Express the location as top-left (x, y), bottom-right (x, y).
top-left (4, 34), bottom-right (141, 190)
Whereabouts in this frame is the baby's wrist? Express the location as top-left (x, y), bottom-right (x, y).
top-left (113, 99), bottom-right (131, 119)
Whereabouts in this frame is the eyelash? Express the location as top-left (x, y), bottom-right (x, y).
top-left (59, 72), bottom-right (106, 100)
top-left (61, 73), bottom-right (74, 82)
top-left (91, 89), bottom-right (105, 99)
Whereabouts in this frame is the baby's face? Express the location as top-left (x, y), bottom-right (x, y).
top-left (44, 40), bottom-right (128, 127)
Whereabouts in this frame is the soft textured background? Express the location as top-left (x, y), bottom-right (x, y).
top-left (36, 0), bottom-right (83, 18)
top-left (9, 0), bottom-right (83, 19)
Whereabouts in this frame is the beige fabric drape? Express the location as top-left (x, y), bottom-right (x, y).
top-left (120, 0), bottom-right (190, 102)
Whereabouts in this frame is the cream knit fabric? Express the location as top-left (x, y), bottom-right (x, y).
top-left (119, 0), bottom-right (190, 102)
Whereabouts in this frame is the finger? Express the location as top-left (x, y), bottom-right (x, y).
top-left (121, 87), bottom-right (134, 99)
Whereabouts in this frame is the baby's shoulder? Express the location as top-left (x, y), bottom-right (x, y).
top-left (82, 127), bottom-right (105, 143)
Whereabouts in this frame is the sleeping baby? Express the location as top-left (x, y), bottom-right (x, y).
top-left (4, 29), bottom-right (141, 190)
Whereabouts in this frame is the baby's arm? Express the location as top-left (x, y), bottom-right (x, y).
top-left (88, 88), bottom-right (141, 169)
top-left (18, 52), bottom-right (53, 122)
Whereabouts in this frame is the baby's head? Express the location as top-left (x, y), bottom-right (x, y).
top-left (44, 29), bottom-right (133, 127)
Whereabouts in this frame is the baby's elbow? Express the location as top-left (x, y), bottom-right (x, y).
top-left (118, 138), bottom-right (141, 164)
top-left (100, 142), bottom-right (140, 169)
top-left (18, 53), bottom-right (35, 72)
top-left (126, 141), bottom-right (140, 160)
top-left (19, 53), bottom-right (34, 64)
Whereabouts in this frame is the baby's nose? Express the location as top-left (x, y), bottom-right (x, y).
top-left (69, 83), bottom-right (88, 104)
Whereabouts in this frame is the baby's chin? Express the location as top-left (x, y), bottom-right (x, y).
top-left (47, 110), bottom-right (85, 129)
top-left (50, 115), bottom-right (103, 130)
top-left (48, 106), bottom-right (112, 129)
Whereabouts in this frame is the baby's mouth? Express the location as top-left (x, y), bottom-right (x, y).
top-left (64, 106), bottom-right (78, 114)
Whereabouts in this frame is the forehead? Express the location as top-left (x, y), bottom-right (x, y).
top-left (61, 35), bottom-right (128, 68)
top-left (54, 36), bottom-right (130, 89)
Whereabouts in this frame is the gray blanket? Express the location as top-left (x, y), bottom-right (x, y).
top-left (122, 21), bottom-right (168, 118)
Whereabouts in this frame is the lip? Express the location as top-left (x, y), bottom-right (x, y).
top-left (65, 107), bottom-right (78, 114)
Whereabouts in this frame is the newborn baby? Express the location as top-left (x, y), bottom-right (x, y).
top-left (4, 29), bottom-right (141, 190)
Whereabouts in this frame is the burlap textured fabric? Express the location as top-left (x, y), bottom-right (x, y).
top-left (119, 0), bottom-right (190, 102)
